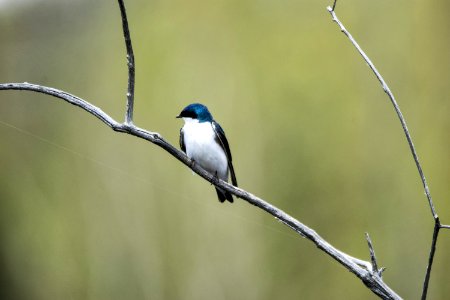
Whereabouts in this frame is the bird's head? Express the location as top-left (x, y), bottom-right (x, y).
top-left (176, 103), bottom-right (213, 123)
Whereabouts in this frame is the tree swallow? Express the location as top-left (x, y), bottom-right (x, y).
top-left (177, 103), bottom-right (238, 203)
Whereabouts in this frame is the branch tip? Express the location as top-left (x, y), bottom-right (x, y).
top-left (365, 233), bottom-right (381, 276)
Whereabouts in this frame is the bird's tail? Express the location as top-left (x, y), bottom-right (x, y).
top-left (215, 187), bottom-right (233, 203)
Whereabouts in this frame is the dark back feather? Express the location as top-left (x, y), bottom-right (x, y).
top-left (212, 121), bottom-right (238, 186)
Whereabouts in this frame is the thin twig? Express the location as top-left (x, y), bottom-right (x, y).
top-left (441, 225), bottom-right (450, 230)
top-left (421, 220), bottom-right (440, 300)
top-left (118, 0), bottom-right (135, 124)
top-left (365, 233), bottom-right (384, 278)
top-left (327, 3), bottom-right (436, 219)
top-left (332, 0), bottom-right (337, 12)
top-left (327, 2), bottom-right (444, 299)
top-left (366, 233), bottom-right (379, 272)
top-left (0, 82), bottom-right (402, 300)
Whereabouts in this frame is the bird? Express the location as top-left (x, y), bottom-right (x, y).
top-left (177, 103), bottom-right (237, 203)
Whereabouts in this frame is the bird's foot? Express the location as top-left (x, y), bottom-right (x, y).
top-left (189, 159), bottom-right (196, 168)
top-left (212, 171), bottom-right (220, 185)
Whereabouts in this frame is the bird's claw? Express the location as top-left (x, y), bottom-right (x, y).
top-left (189, 159), bottom-right (196, 168)
top-left (211, 171), bottom-right (220, 185)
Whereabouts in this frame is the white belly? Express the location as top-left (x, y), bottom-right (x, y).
top-left (182, 121), bottom-right (229, 180)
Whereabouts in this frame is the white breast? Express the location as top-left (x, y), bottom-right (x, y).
top-left (182, 118), bottom-right (229, 180)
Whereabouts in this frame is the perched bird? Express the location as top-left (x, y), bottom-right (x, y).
top-left (177, 103), bottom-right (237, 203)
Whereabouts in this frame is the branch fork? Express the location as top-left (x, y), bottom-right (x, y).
top-left (1, 1), bottom-right (446, 299)
top-left (0, 1), bottom-right (401, 298)
top-left (328, 1), bottom-right (446, 299)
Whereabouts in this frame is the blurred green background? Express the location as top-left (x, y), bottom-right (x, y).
top-left (0, 0), bottom-right (449, 299)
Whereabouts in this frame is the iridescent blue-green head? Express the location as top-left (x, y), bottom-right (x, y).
top-left (176, 103), bottom-right (213, 123)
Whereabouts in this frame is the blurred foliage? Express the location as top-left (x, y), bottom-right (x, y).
top-left (0, 0), bottom-right (449, 299)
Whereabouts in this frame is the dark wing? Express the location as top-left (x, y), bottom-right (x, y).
top-left (212, 121), bottom-right (237, 186)
top-left (179, 127), bottom-right (186, 153)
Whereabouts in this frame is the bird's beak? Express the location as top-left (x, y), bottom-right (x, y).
top-left (176, 115), bottom-right (182, 118)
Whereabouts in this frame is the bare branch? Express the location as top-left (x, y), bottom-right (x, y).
top-left (366, 233), bottom-right (379, 273)
top-left (421, 221), bottom-right (440, 300)
top-left (441, 225), bottom-right (450, 230)
top-left (118, 0), bottom-right (135, 124)
top-left (327, 2), bottom-right (444, 299)
top-left (365, 233), bottom-right (385, 278)
top-left (0, 82), bottom-right (401, 300)
top-left (0, 83), bottom-right (120, 128)
top-left (331, 0), bottom-right (337, 12)
top-left (327, 2), bottom-right (436, 220)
